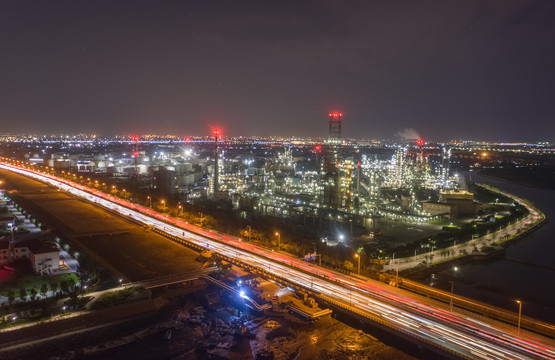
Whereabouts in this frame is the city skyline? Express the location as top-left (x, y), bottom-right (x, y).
top-left (2, 1), bottom-right (555, 141)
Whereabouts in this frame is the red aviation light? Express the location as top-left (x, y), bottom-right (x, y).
top-left (315, 145), bottom-right (321, 152)
top-left (417, 139), bottom-right (424, 146)
top-left (185, 137), bottom-right (191, 142)
top-left (131, 136), bottom-right (139, 142)
top-left (133, 151), bottom-right (139, 157)
top-left (329, 112), bottom-right (342, 117)
top-left (213, 129), bottom-right (221, 137)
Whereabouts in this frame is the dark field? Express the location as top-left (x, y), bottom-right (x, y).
top-left (0, 170), bottom-right (202, 281)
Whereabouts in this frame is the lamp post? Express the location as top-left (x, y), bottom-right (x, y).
top-left (147, 196), bottom-right (152, 208)
top-left (516, 300), bottom-right (522, 333)
top-left (161, 200), bottom-right (165, 212)
top-left (355, 253), bottom-right (360, 275)
top-left (450, 267), bottom-right (458, 311)
top-left (449, 281), bottom-right (454, 311)
top-left (178, 205), bottom-right (183, 215)
top-left (119, 279), bottom-right (123, 287)
top-left (275, 232), bottom-right (280, 250)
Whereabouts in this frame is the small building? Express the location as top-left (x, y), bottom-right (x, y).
top-left (439, 190), bottom-right (475, 202)
top-left (0, 238), bottom-right (61, 275)
top-left (153, 168), bottom-right (178, 194)
top-left (439, 190), bottom-right (481, 217)
top-left (422, 201), bottom-right (457, 219)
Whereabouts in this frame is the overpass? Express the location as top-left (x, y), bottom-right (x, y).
top-left (1, 160), bottom-right (554, 360)
top-left (124, 267), bottom-right (272, 311)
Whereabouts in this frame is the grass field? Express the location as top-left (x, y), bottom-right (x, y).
top-left (0, 272), bottom-right (79, 297)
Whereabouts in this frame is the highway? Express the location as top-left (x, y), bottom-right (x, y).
top-left (1, 161), bottom-right (554, 360)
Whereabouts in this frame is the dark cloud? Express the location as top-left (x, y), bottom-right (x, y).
top-left (1, 0), bottom-right (554, 141)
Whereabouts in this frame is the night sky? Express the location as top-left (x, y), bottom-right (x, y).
top-left (1, 1), bottom-right (555, 141)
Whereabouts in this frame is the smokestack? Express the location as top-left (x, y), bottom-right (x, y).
top-left (214, 129), bottom-right (220, 193)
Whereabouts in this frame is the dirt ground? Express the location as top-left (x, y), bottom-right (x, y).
top-left (0, 170), bottom-right (202, 281)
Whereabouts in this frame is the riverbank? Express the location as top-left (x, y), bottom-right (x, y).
top-left (411, 171), bottom-right (555, 323)
top-left (383, 182), bottom-right (545, 274)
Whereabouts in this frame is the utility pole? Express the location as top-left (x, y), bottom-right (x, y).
top-left (516, 300), bottom-right (522, 333)
top-left (449, 281), bottom-right (454, 311)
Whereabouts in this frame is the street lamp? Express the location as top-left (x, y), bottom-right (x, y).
top-left (178, 205), bottom-right (183, 214)
top-left (449, 281), bottom-right (454, 311)
top-left (119, 279), bottom-right (123, 287)
top-left (275, 232), bottom-right (280, 250)
top-left (516, 300), bottom-right (522, 333)
top-left (161, 200), bottom-right (165, 211)
top-left (354, 253), bottom-right (360, 275)
top-left (147, 196), bottom-right (152, 208)
top-left (449, 266), bottom-right (458, 311)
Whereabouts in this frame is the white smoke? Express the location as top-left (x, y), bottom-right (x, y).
top-left (396, 128), bottom-right (421, 140)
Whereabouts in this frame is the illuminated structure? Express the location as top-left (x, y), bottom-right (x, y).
top-left (213, 129), bottom-right (221, 195)
top-left (322, 113), bottom-right (343, 208)
top-left (441, 146), bottom-right (451, 187)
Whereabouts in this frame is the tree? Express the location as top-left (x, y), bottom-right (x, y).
top-left (343, 260), bottom-right (354, 272)
top-left (67, 277), bottom-right (75, 287)
top-left (77, 254), bottom-right (98, 285)
top-left (60, 280), bottom-right (69, 295)
top-left (40, 283), bottom-right (48, 299)
top-left (7, 290), bottom-right (15, 307)
top-left (49, 280), bottom-right (59, 293)
top-left (19, 288), bottom-right (26, 302)
top-left (30, 288), bottom-right (37, 302)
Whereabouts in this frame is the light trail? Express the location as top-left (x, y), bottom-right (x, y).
top-left (1, 162), bottom-right (554, 360)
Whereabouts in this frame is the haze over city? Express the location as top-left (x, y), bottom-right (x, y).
top-left (2, 1), bottom-right (555, 141)
top-left (2, 2), bottom-right (555, 360)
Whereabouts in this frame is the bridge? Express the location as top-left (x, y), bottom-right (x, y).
top-left (1, 160), bottom-right (555, 360)
top-left (125, 267), bottom-right (272, 311)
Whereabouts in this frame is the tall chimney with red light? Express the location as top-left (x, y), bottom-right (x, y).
top-left (323, 112), bottom-right (343, 208)
top-left (328, 112), bottom-right (342, 144)
top-left (213, 129), bottom-right (220, 194)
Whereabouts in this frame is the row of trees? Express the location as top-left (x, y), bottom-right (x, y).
top-left (4, 277), bottom-right (77, 308)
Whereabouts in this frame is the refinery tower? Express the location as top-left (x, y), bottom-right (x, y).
top-left (323, 113), bottom-right (344, 208)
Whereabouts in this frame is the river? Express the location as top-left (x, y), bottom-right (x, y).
top-left (427, 170), bottom-right (555, 324)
